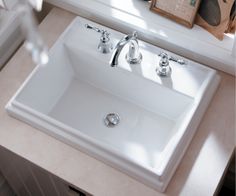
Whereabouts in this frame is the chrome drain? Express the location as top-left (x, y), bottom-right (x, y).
top-left (104, 113), bottom-right (120, 128)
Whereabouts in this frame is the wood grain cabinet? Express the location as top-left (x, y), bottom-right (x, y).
top-left (0, 146), bottom-right (91, 196)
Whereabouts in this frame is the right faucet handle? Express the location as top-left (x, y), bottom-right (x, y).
top-left (156, 52), bottom-right (172, 77)
top-left (158, 52), bottom-right (187, 65)
top-left (159, 52), bottom-right (169, 66)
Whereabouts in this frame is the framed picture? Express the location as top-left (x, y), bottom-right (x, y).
top-left (196, 0), bottom-right (235, 40)
top-left (150, 0), bottom-right (201, 28)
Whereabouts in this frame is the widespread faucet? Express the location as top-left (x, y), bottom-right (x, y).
top-left (110, 31), bottom-right (142, 67)
top-left (0, 0), bottom-right (48, 65)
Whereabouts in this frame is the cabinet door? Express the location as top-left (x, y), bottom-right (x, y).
top-left (0, 147), bottom-right (92, 196)
top-left (0, 148), bottom-right (31, 196)
top-left (29, 163), bottom-right (60, 196)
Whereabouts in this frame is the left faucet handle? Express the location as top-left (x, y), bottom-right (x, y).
top-left (85, 24), bottom-right (113, 54)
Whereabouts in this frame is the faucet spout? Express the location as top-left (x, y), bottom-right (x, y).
top-left (110, 31), bottom-right (142, 67)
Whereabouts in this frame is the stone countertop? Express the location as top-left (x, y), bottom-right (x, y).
top-left (0, 8), bottom-right (235, 196)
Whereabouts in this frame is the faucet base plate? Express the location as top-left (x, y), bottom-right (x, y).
top-left (125, 53), bottom-right (142, 64)
top-left (156, 66), bottom-right (172, 77)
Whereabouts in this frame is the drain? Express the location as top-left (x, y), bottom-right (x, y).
top-left (104, 113), bottom-right (120, 128)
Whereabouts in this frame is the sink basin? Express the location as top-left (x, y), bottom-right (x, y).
top-left (6, 16), bottom-right (220, 192)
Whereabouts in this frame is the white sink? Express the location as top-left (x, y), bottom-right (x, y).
top-left (6, 16), bottom-right (220, 192)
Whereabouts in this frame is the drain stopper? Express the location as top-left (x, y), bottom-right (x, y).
top-left (104, 113), bottom-right (120, 128)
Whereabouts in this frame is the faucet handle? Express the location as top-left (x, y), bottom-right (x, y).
top-left (158, 52), bottom-right (169, 67)
top-left (85, 24), bottom-right (102, 33)
top-left (132, 31), bottom-right (138, 38)
top-left (158, 52), bottom-right (187, 65)
top-left (156, 52), bottom-right (172, 77)
top-left (85, 24), bottom-right (113, 54)
top-left (100, 30), bottom-right (110, 44)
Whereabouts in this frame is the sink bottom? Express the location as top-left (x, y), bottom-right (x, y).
top-left (49, 78), bottom-right (176, 170)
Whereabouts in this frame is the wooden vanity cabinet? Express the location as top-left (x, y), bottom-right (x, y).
top-left (0, 146), bottom-right (91, 196)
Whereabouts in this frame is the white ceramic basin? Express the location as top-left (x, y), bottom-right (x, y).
top-left (6, 16), bottom-right (220, 192)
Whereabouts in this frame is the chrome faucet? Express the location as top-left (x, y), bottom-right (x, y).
top-left (110, 31), bottom-right (142, 67)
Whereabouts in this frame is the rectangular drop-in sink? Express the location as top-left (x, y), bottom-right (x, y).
top-left (6, 16), bottom-right (220, 192)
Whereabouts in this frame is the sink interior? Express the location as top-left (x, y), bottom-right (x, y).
top-left (7, 16), bottom-right (220, 192)
top-left (16, 43), bottom-right (193, 170)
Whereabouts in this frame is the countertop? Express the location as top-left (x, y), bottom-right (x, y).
top-left (0, 8), bottom-right (235, 196)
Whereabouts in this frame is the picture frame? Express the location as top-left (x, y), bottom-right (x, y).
top-left (150, 0), bottom-right (201, 28)
top-left (196, 0), bottom-right (235, 40)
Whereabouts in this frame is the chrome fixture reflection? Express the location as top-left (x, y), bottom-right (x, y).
top-left (85, 23), bottom-right (113, 54)
top-left (0, 0), bottom-right (48, 65)
top-left (156, 52), bottom-right (172, 77)
top-left (110, 31), bottom-right (142, 67)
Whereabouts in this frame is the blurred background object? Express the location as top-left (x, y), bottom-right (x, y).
top-left (0, 0), bottom-right (50, 71)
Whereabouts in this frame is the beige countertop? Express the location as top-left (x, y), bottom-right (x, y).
top-left (0, 8), bottom-right (235, 196)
